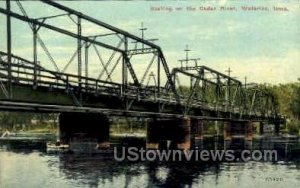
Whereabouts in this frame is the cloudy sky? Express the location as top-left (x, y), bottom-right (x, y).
top-left (0, 0), bottom-right (299, 84)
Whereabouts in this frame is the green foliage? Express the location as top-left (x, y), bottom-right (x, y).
top-left (0, 112), bottom-right (32, 129)
top-left (110, 120), bottom-right (146, 134)
top-left (0, 112), bottom-right (58, 133)
top-left (204, 122), bottom-right (218, 135)
top-left (290, 83), bottom-right (300, 119)
top-left (268, 82), bottom-right (300, 119)
top-left (285, 119), bottom-right (300, 135)
top-left (267, 82), bottom-right (300, 135)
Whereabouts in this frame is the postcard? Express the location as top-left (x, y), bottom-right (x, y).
top-left (0, 0), bottom-right (299, 187)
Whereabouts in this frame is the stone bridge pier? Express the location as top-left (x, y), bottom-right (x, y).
top-left (191, 119), bottom-right (204, 147)
top-left (274, 122), bottom-right (280, 135)
top-left (146, 117), bottom-right (192, 150)
top-left (223, 121), bottom-right (254, 141)
top-left (259, 122), bottom-right (264, 135)
top-left (59, 112), bottom-right (110, 150)
top-left (223, 121), bottom-right (232, 141)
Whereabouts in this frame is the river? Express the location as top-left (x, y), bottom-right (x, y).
top-left (1, 138), bottom-right (300, 188)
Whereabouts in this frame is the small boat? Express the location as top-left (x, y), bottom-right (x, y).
top-left (46, 141), bottom-right (69, 152)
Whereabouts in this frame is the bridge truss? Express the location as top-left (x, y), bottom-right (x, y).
top-left (0, 0), bottom-right (284, 123)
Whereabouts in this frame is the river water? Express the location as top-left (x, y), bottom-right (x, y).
top-left (1, 138), bottom-right (300, 188)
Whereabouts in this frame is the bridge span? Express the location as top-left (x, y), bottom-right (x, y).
top-left (0, 0), bottom-right (285, 150)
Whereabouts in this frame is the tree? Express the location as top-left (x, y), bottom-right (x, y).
top-left (290, 81), bottom-right (300, 120)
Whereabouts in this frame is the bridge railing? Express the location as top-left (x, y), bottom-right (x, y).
top-left (0, 54), bottom-right (121, 95)
top-left (0, 52), bottom-right (179, 103)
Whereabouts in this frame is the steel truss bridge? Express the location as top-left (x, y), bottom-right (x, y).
top-left (0, 0), bottom-right (284, 123)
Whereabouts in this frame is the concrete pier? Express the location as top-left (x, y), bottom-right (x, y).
top-left (146, 117), bottom-right (191, 150)
top-left (274, 122), bottom-right (280, 135)
top-left (259, 122), bottom-right (264, 135)
top-left (146, 119), bottom-right (160, 149)
top-left (193, 119), bottom-right (204, 140)
top-left (59, 112), bottom-right (110, 149)
top-left (223, 121), bottom-right (232, 141)
top-left (176, 117), bottom-right (191, 150)
top-left (191, 119), bottom-right (204, 148)
top-left (245, 121), bottom-right (253, 141)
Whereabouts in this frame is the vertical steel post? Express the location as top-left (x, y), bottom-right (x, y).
top-left (225, 68), bottom-right (232, 113)
top-left (85, 42), bottom-right (89, 90)
top-left (33, 24), bottom-right (38, 88)
top-left (6, 0), bottom-right (12, 98)
top-left (140, 22), bottom-right (147, 49)
top-left (124, 37), bottom-right (128, 86)
top-left (122, 37), bottom-right (128, 96)
top-left (216, 75), bottom-right (220, 107)
top-left (157, 53), bottom-right (160, 99)
top-left (184, 45), bottom-right (190, 68)
top-left (77, 16), bottom-right (82, 89)
top-left (190, 77), bottom-right (193, 90)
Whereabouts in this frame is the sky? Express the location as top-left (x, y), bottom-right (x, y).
top-left (0, 0), bottom-right (299, 84)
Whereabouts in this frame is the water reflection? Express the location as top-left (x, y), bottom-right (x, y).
top-left (1, 138), bottom-right (300, 188)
